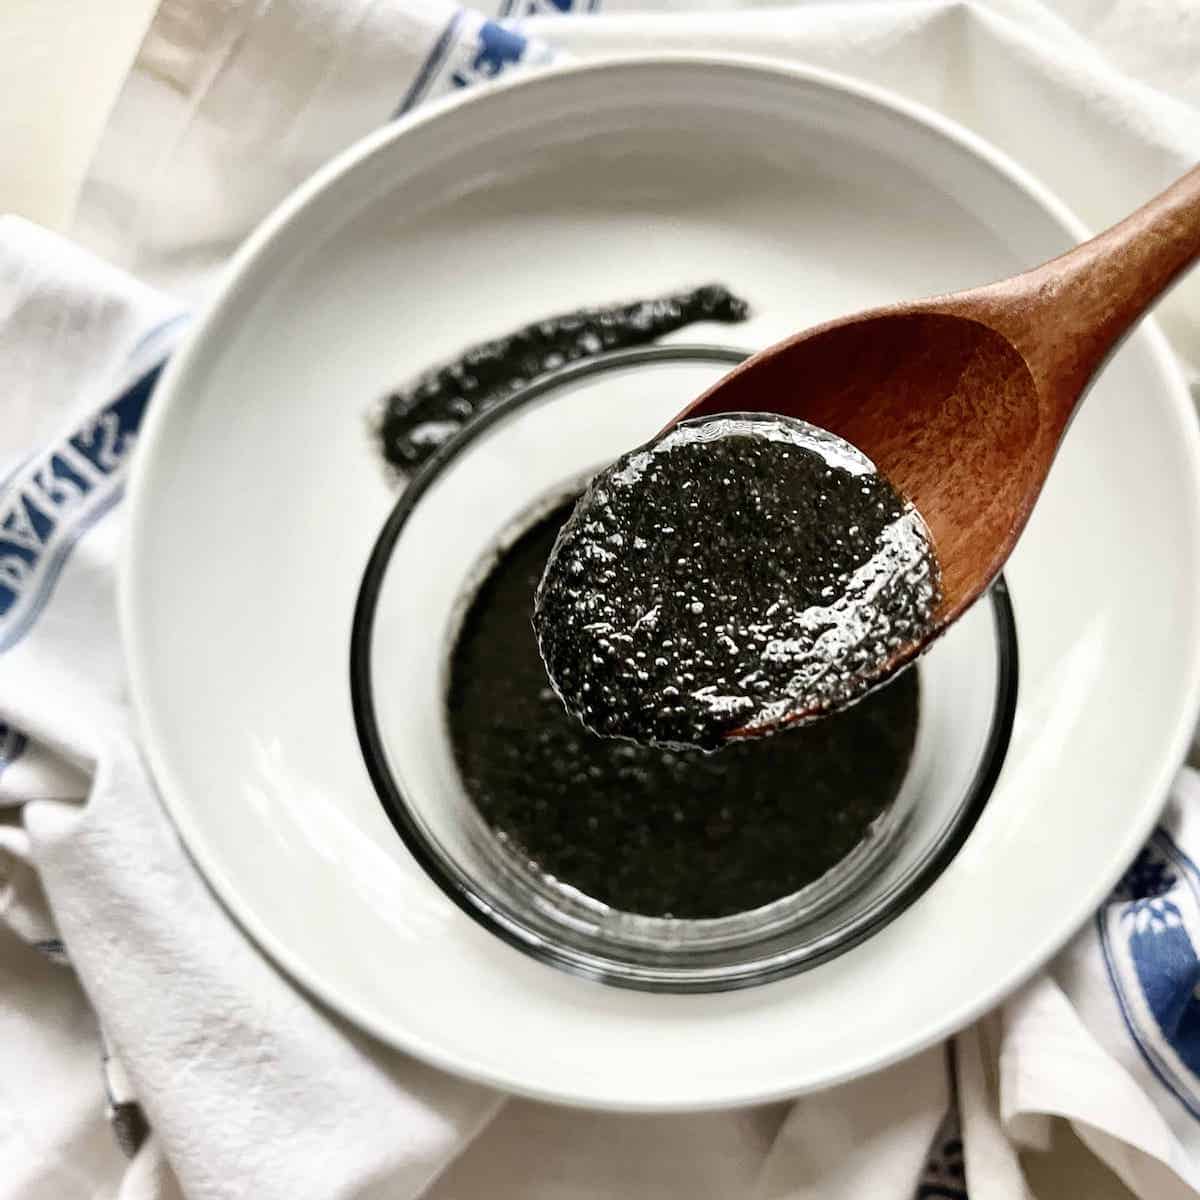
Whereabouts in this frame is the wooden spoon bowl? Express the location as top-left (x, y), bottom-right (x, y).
top-left (677, 165), bottom-right (1200, 680)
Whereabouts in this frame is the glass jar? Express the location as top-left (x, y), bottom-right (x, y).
top-left (351, 347), bottom-right (1017, 992)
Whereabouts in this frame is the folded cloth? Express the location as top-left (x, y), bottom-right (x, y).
top-left (4, 2), bottom-right (1200, 1198)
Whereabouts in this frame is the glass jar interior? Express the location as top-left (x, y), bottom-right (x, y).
top-left (352, 348), bottom-right (1017, 991)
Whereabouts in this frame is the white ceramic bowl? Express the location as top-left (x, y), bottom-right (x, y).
top-left (122, 56), bottom-right (1200, 1109)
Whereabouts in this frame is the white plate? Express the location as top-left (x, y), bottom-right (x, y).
top-left (122, 56), bottom-right (1200, 1110)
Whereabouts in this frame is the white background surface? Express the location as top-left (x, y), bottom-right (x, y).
top-left (0, 0), bottom-right (156, 228)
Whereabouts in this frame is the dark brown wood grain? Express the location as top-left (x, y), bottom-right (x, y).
top-left (678, 164), bottom-right (1200, 659)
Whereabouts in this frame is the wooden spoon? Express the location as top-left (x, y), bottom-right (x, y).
top-left (672, 164), bottom-right (1200, 732)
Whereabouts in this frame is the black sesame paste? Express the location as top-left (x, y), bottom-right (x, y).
top-left (377, 284), bottom-right (749, 473)
top-left (534, 415), bottom-right (940, 751)
top-left (448, 499), bottom-right (920, 920)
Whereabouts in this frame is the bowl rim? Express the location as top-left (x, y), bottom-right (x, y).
top-left (349, 344), bottom-right (1020, 991)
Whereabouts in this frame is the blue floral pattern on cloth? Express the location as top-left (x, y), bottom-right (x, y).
top-left (0, 315), bottom-right (185, 656)
top-left (916, 1105), bottom-right (967, 1200)
top-left (0, 367), bottom-right (161, 652)
top-left (0, 720), bottom-right (26, 777)
top-left (497, 0), bottom-right (601, 15)
top-left (1100, 829), bottom-right (1200, 1118)
top-left (451, 20), bottom-right (534, 88)
top-left (397, 7), bottom-right (565, 115)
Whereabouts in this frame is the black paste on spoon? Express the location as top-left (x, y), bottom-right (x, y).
top-left (449, 500), bottom-right (919, 919)
top-left (377, 284), bottom-right (749, 474)
top-left (534, 415), bottom-right (941, 751)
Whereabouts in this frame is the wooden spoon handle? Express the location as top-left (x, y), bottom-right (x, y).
top-left (962, 164), bottom-right (1200, 424)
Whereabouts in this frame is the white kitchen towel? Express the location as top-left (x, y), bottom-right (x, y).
top-left (4, 1), bottom-right (1200, 1198)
